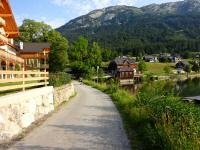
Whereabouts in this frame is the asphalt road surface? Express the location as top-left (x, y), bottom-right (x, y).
top-left (8, 82), bottom-right (130, 150)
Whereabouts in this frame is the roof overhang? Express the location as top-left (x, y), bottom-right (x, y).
top-left (0, 0), bottom-right (19, 38)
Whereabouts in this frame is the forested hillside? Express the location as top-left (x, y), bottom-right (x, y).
top-left (57, 0), bottom-right (200, 55)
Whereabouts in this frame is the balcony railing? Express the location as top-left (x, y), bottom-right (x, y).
top-left (40, 64), bottom-right (49, 69)
top-left (0, 49), bottom-right (24, 64)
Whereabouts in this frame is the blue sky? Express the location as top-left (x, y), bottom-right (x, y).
top-left (10, 0), bottom-right (180, 28)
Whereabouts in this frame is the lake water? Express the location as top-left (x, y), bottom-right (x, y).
top-left (123, 77), bottom-right (200, 97)
top-left (176, 77), bottom-right (200, 97)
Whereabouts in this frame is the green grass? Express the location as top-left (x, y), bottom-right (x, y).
top-left (145, 62), bottom-right (175, 76)
top-left (84, 80), bottom-right (200, 149)
top-left (0, 81), bottom-right (41, 96)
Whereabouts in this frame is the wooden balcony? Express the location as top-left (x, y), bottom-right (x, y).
top-left (40, 64), bottom-right (49, 69)
top-left (24, 64), bottom-right (49, 71)
top-left (0, 49), bottom-right (24, 64)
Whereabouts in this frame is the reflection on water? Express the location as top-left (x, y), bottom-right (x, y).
top-left (122, 84), bottom-right (142, 95)
top-left (176, 77), bottom-right (200, 97)
top-left (123, 77), bottom-right (200, 97)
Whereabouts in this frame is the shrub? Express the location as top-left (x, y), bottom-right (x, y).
top-left (84, 80), bottom-right (200, 149)
top-left (49, 72), bottom-right (71, 87)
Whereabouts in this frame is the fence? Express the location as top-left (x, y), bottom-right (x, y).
top-left (0, 70), bottom-right (49, 92)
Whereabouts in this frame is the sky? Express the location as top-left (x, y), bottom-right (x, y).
top-left (9, 0), bottom-right (181, 28)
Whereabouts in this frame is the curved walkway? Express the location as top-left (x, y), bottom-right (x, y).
top-left (8, 82), bottom-right (130, 150)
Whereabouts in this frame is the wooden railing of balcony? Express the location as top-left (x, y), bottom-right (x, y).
top-left (0, 49), bottom-right (24, 64)
top-left (0, 70), bottom-right (49, 92)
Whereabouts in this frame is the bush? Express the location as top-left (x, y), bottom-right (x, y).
top-left (84, 80), bottom-right (200, 149)
top-left (49, 72), bottom-right (71, 87)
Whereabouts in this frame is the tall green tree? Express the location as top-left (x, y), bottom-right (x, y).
top-left (69, 36), bottom-right (103, 78)
top-left (69, 36), bottom-right (88, 62)
top-left (192, 62), bottom-right (200, 72)
top-left (138, 61), bottom-right (147, 73)
top-left (184, 65), bottom-right (191, 78)
top-left (87, 42), bottom-right (102, 67)
top-left (48, 30), bottom-right (69, 72)
top-left (19, 19), bottom-right (52, 42)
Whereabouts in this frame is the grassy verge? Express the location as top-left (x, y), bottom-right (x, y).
top-left (84, 80), bottom-right (200, 150)
top-left (145, 62), bottom-right (175, 76)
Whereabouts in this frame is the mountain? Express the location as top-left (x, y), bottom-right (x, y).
top-left (57, 0), bottom-right (200, 55)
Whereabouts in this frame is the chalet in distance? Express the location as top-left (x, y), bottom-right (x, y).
top-left (19, 43), bottom-right (50, 71)
top-left (0, 0), bottom-right (24, 71)
top-left (159, 53), bottom-right (181, 63)
top-left (144, 55), bottom-right (158, 62)
top-left (108, 56), bottom-right (138, 80)
top-left (176, 61), bottom-right (189, 69)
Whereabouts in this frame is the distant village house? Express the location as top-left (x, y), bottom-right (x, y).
top-left (108, 56), bottom-right (137, 79)
top-left (159, 53), bottom-right (181, 63)
top-left (144, 55), bottom-right (158, 62)
top-left (176, 61), bottom-right (189, 69)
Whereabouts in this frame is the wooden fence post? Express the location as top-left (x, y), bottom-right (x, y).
top-left (44, 70), bottom-right (47, 87)
top-left (22, 67), bottom-right (25, 91)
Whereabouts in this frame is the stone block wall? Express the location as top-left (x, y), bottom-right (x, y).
top-left (54, 83), bottom-right (75, 107)
top-left (0, 83), bottom-right (75, 143)
top-left (0, 86), bottom-right (54, 142)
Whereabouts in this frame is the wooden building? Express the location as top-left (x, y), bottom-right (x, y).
top-left (108, 56), bottom-right (138, 79)
top-left (19, 43), bottom-right (50, 71)
top-left (0, 0), bottom-right (24, 71)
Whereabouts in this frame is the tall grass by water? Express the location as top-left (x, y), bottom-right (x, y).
top-left (84, 80), bottom-right (200, 150)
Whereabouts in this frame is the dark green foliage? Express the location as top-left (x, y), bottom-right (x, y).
top-left (159, 57), bottom-right (172, 63)
top-left (59, 14), bottom-right (200, 54)
top-left (138, 61), bottom-right (147, 73)
top-left (84, 80), bottom-right (200, 149)
top-left (136, 82), bottom-right (200, 149)
top-left (48, 30), bottom-right (69, 72)
top-left (182, 51), bottom-right (192, 59)
top-left (184, 65), bottom-right (191, 78)
top-left (18, 19), bottom-right (52, 42)
top-left (69, 36), bottom-right (102, 78)
top-left (15, 64), bottom-right (21, 71)
top-left (49, 72), bottom-right (71, 87)
top-left (101, 48), bottom-right (118, 61)
top-left (192, 62), bottom-right (200, 72)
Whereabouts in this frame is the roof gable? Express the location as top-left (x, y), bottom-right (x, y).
top-left (21, 43), bottom-right (51, 53)
top-left (114, 56), bottom-right (136, 65)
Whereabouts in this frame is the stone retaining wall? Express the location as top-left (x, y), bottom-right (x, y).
top-left (54, 83), bottom-right (75, 107)
top-left (0, 83), bottom-right (75, 142)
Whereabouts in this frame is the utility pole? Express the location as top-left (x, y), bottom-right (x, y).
top-left (97, 66), bottom-right (99, 83)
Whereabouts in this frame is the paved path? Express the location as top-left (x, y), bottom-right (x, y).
top-left (8, 82), bottom-right (130, 150)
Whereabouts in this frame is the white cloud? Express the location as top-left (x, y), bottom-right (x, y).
top-left (15, 14), bottom-right (66, 28)
top-left (43, 18), bottom-right (66, 28)
top-left (51, 0), bottom-right (137, 16)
